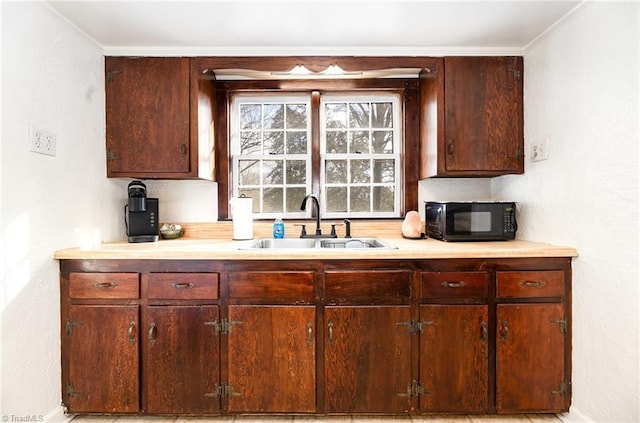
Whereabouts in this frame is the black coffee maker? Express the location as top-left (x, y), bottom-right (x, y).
top-left (125, 180), bottom-right (159, 243)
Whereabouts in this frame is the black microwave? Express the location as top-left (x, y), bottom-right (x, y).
top-left (425, 201), bottom-right (517, 241)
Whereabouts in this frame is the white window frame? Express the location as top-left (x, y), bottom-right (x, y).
top-left (320, 93), bottom-right (402, 219)
top-left (230, 93), bottom-right (312, 219)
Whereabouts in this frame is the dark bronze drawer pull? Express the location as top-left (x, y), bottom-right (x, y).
top-left (127, 321), bottom-right (136, 345)
top-left (480, 321), bottom-right (488, 344)
top-left (94, 282), bottom-right (117, 289)
top-left (171, 282), bottom-right (195, 289)
top-left (441, 281), bottom-right (466, 288)
top-left (148, 322), bottom-right (157, 346)
top-left (307, 322), bottom-right (313, 346)
top-left (328, 322), bottom-right (334, 345)
top-left (500, 320), bottom-right (509, 343)
top-left (520, 280), bottom-right (544, 288)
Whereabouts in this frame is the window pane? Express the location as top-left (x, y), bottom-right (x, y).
top-left (350, 159), bottom-right (371, 183)
top-left (326, 187), bottom-right (347, 212)
top-left (326, 131), bottom-right (347, 154)
top-left (325, 103), bottom-right (347, 128)
top-left (241, 131), bottom-right (261, 155)
top-left (373, 159), bottom-right (395, 183)
top-left (264, 188), bottom-right (283, 213)
top-left (286, 187), bottom-right (306, 213)
top-left (264, 131), bottom-right (284, 154)
top-left (372, 130), bottom-right (394, 153)
top-left (239, 160), bottom-right (259, 185)
top-left (287, 132), bottom-right (307, 154)
top-left (238, 188), bottom-right (260, 213)
top-left (372, 102), bottom-right (393, 128)
top-left (264, 104), bottom-right (284, 129)
top-left (286, 160), bottom-right (306, 184)
top-left (240, 104), bottom-right (261, 129)
top-left (373, 186), bottom-right (395, 212)
top-left (263, 160), bottom-right (283, 185)
top-left (350, 186), bottom-right (370, 212)
top-left (325, 160), bottom-right (347, 184)
top-left (349, 102), bottom-right (370, 128)
top-left (286, 104), bottom-right (307, 129)
top-left (349, 131), bottom-right (369, 154)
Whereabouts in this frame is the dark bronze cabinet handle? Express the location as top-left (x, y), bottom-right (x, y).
top-left (94, 282), bottom-right (117, 289)
top-left (500, 320), bottom-right (509, 343)
top-left (172, 282), bottom-right (195, 289)
top-left (441, 281), bottom-right (466, 288)
top-left (307, 322), bottom-right (313, 346)
top-left (179, 143), bottom-right (187, 156)
top-left (520, 280), bottom-right (544, 287)
top-left (127, 321), bottom-right (136, 345)
top-left (328, 322), bottom-right (334, 345)
top-left (148, 322), bottom-right (157, 346)
top-left (480, 321), bottom-right (488, 344)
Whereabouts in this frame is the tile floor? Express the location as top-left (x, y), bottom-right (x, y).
top-left (72, 414), bottom-right (562, 423)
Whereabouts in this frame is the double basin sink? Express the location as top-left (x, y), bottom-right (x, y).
top-left (240, 237), bottom-right (397, 250)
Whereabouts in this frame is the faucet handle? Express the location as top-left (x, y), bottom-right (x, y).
top-left (330, 223), bottom-right (343, 238)
top-left (343, 219), bottom-right (351, 238)
top-left (294, 224), bottom-right (307, 238)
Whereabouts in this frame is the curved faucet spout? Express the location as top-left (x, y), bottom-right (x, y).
top-left (300, 194), bottom-right (322, 236)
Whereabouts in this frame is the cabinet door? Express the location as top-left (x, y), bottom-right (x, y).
top-left (496, 303), bottom-right (568, 412)
top-left (106, 57), bottom-right (190, 177)
top-left (227, 305), bottom-right (316, 413)
top-left (66, 305), bottom-right (139, 413)
top-left (419, 305), bottom-right (489, 413)
top-left (325, 305), bottom-right (412, 413)
top-left (145, 305), bottom-right (220, 414)
top-left (444, 56), bottom-right (523, 174)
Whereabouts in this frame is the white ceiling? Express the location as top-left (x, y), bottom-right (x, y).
top-left (46, 0), bottom-right (581, 56)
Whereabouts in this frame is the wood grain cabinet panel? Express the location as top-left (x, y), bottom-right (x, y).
top-left (419, 305), bottom-right (489, 413)
top-left (69, 273), bottom-right (139, 299)
top-left (324, 305), bottom-right (412, 413)
top-left (227, 305), bottom-right (316, 413)
top-left (144, 305), bottom-right (220, 414)
top-left (65, 305), bottom-right (139, 413)
top-left (421, 271), bottom-right (488, 299)
top-left (147, 273), bottom-right (219, 300)
top-left (324, 270), bottom-right (411, 302)
top-left (228, 271), bottom-right (314, 301)
top-left (496, 271), bottom-right (565, 298)
top-left (420, 56), bottom-right (524, 177)
top-left (496, 303), bottom-right (568, 412)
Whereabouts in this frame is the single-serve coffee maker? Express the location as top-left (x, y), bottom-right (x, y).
top-left (125, 180), bottom-right (159, 243)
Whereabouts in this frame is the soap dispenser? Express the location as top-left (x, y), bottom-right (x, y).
top-left (273, 217), bottom-right (285, 239)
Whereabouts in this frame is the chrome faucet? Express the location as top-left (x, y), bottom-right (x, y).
top-left (300, 194), bottom-right (322, 236)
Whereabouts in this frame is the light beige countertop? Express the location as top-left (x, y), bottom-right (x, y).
top-left (54, 221), bottom-right (578, 260)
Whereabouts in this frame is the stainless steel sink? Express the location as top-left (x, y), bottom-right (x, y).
top-left (240, 237), bottom-right (397, 250)
top-left (241, 238), bottom-right (318, 249)
top-left (320, 238), bottom-right (397, 249)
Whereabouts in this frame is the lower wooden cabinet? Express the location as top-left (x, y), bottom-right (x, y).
top-left (324, 305), bottom-right (412, 413)
top-left (59, 258), bottom-right (572, 416)
top-left (496, 303), bottom-right (567, 412)
top-left (227, 305), bottom-right (316, 413)
top-left (144, 305), bottom-right (220, 414)
top-left (66, 305), bottom-right (140, 413)
top-left (419, 305), bottom-right (489, 413)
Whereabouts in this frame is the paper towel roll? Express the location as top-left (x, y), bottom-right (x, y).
top-left (230, 196), bottom-right (254, 240)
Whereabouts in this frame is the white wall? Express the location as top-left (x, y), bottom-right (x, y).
top-left (0, 2), bottom-right (123, 419)
top-left (493, 2), bottom-right (639, 422)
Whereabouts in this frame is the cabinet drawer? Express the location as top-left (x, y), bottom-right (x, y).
top-left (69, 273), bottom-right (139, 299)
top-left (496, 271), bottom-right (565, 298)
top-left (421, 272), bottom-right (488, 299)
top-left (148, 273), bottom-right (219, 299)
top-left (228, 272), bottom-right (315, 300)
top-left (325, 271), bottom-right (411, 301)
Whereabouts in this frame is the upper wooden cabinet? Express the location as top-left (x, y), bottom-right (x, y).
top-left (420, 56), bottom-right (524, 177)
top-left (105, 57), bottom-right (215, 179)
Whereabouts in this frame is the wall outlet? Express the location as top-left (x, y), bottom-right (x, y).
top-left (29, 126), bottom-right (56, 156)
top-left (531, 138), bottom-right (548, 162)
